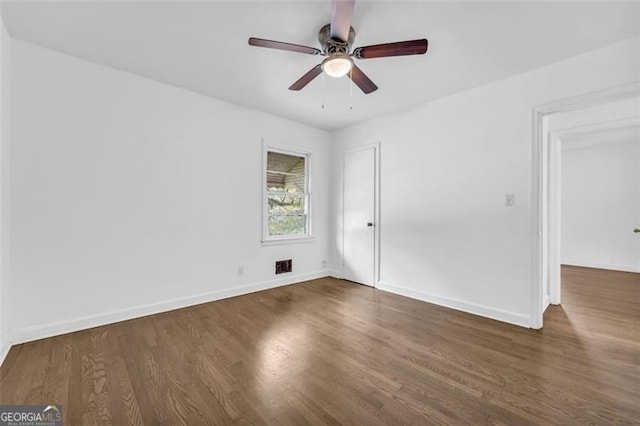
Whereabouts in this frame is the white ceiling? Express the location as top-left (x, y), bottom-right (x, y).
top-left (2, 1), bottom-right (639, 130)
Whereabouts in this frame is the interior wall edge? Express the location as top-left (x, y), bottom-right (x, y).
top-left (327, 269), bottom-right (343, 279)
top-left (0, 7), bottom-right (13, 371)
top-left (11, 38), bottom-right (330, 135)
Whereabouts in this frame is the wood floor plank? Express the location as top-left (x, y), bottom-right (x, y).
top-left (1, 266), bottom-right (638, 424)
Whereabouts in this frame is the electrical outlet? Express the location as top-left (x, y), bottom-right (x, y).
top-left (237, 265), bottom-right (244, 276)
top-left (321, 260), bottom-right (327, 269)
top-left (505, 193), bottom-right (515, 207)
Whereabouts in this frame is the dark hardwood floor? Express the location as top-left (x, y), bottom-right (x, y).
top-left (1, 266), bottom-right (638, 424)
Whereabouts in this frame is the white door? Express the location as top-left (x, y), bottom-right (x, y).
top-left (343, 147), bottom-right (376, 286)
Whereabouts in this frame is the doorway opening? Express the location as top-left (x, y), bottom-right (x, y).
top-left (531, 83), bottom-right (640, 328)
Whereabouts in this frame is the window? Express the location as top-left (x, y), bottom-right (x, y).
top-left (263, 147), bottom-right (311, 242)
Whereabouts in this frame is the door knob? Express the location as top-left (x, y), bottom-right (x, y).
top-left (635, 228), bottom-right (640, 233)
top-left (367, 222), bottom-right (374, 227)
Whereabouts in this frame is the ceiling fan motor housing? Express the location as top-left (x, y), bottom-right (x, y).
top-left (247, 0), bottom-right (427, 94)
top-left (318, 23), bottom-right (356, 56)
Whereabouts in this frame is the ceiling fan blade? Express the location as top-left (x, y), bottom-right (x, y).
top-left (353, 39), bottom-right (428, 59)
top-left (348, 64), bottom-right (378, 94)
top-left (248, 38), bottom-right (321, 55)
top-left (329, 0), bottom-right (355, 42)
top-left (289, 64), bottom-right (323, 91)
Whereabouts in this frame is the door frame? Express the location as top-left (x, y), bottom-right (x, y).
top-left (342, 143), bottom-right (381, 287)
top-left (529, 82), bottom-right (640, 329)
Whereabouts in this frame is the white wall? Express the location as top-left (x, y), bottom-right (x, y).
top-left (562, 138), bottom-right (640, 272)
top-left (330, 36), bottom-right (640, 327)
top-left (0, 12), bottom-right (12, 363)
top-left (8, 40), bottom-right (331, 343)
top-left (5, 33), bottom-right (639, 352)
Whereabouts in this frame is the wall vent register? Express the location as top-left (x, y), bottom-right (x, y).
top-left (275, 259), bottom-right (293, 274)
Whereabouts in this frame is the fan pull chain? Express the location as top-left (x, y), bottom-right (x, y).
top-left (321, 72), bottom-right (325, 109)
top-left (349, 67), bottom-right (353, 110)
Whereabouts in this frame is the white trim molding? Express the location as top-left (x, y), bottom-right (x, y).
top-left (530, 81), bottom-right (640, 329)
top-left (562, 262), bottom-right (640, 274)
top-left (0, 342), bottom-right (10, 367)
top-left (6, 271), bottom-right (330, 350)
top-left (328, 269), bottom-right (343, 279)
top-left (378, 281), bottom-right (530, 328)
top-left (261, 138), bottom-right (314, 245)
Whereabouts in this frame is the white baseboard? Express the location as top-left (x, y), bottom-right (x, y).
top-left (543, 293), bottom-right (550, 313)
top-left (562, 261), bottom-right (640, 273)
top-left (328, 269), bottom-right (343, 279)
top-left (0, 341), bottom-right (10, 367)
top-left (377, 281), bottom-right (531, 328)
top-left (7, 270), bottom-right (330, 349)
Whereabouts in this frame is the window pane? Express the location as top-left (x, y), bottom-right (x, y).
top-left (268, 194), bottom-right (305, 215)
top-left (264, 149), bottom-right (310, 239)
top-left (268, 215), bottom-right (307, 236)
top-left (267, 152), bottom-right (305, 193)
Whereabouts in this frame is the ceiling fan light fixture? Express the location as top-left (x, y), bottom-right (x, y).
top-left (321, 54), bottom-right (353, 78)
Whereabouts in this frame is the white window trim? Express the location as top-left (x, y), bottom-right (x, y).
top-left (261, 140), bottom-right (314, 245)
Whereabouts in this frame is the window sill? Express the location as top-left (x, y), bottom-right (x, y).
top-left (261, 236), bottom-right (315, 246)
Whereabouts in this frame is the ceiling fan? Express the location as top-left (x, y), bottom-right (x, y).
top-left (248, 0), bottom-right (428, 94)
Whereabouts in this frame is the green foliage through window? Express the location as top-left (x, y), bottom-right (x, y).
top-left (266, 150), bottom-right (309, 237)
